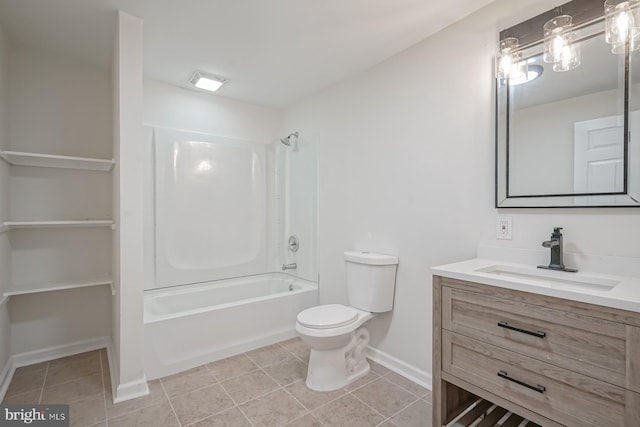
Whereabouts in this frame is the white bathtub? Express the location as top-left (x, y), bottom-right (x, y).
top-left (144, 273), bottom-right (318, 379)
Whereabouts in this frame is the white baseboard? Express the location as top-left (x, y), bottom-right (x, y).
top-left (113, 375), bottom-right (149, 403)
top-left (11, 336), bottom-right (111, 368)
top-left (0, 355), bottom-right (14, 402)
top-left (102, 339), bottom-right (149, 404)
top-left (366, 345), bottom-right (432, 390)
top-left (105, 340), bottom-right (119, 402)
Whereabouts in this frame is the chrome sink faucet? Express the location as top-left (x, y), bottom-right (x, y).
top-left (538, 227), bottom-right (577, 272)
top-left (282, 263), bottom-right (297, 271)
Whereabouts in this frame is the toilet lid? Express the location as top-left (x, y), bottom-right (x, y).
top-left (297, 304), bottom-right (359, 329)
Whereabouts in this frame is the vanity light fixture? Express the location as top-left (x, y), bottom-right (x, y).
top-left (495, 37), bottom-right (527, 79)
top-left (543, 15), bottom-right (581, 71)
top-left (604, 0), bottom-right (640, 53)
top-left (190, 71), bottom-right (226, 92)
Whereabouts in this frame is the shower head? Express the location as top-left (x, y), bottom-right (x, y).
top-left (280, 132), bottom-right (299, 146)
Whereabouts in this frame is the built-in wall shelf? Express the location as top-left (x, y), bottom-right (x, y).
top-left (3, 220), bottom-right (114, 230)
top-left (0, 150), bottom-right (115, 171)
top-left (3, 278), bottom-right (115, 298)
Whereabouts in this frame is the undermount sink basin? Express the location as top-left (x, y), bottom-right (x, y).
top-left (474, 265), bottom-right (620, 292)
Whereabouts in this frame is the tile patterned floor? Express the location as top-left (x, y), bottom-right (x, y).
top-left (2, 338), bottom-right (432, 426)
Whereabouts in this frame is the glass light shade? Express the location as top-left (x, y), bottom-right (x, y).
top-left (543, 15), bottom-right (575, 64)
top-left (552, 43), bottom-right (581, 71)
top-left (605, 0), bottom-right (640, 44)
top-left (605, 0), bottom-right (640, 53)
top-left (495, 37), bottom-right (527, 80)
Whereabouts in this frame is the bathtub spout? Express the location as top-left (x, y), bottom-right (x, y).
top-left (282, 263), bottom-right (297, 271)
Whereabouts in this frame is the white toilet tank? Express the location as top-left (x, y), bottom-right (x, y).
top-left (344, 251), bottom-right (399, 313)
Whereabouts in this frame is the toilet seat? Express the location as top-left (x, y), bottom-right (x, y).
top-left (297, 304), bottom-right (359, 329)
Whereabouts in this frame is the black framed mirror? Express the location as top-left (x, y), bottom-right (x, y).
top-left (495, 0), bottom-right (640, 207)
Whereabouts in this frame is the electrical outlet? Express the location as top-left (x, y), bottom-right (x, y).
top-left (497, 215), bottom-right (513, 240)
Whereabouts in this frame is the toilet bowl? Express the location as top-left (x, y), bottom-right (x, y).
top-left (295, 304), bottom-right (373, 391)
top-left (295, 251), bottom-right (398, 392)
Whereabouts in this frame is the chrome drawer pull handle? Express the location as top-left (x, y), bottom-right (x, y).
top-left (497, 370), bottom-right (546, 393)
top-left (497, 321), bottom-right (546, 339)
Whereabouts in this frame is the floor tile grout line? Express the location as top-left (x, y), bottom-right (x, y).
top-left (248, 364), bottom-right (311, 426)
top-left (181, 401), bottom-right (242, 427)
top-left (98, 350), bottom-right (109, 427)
top-left (37, 362), bottom-right (49, 404)
top-left (277, 381), bottom-right (313, 419)
top-left (159, 375), bottom-right (183, 427)
top-left (343, 372), bottom-right (381, 394)
top-left (382, 372), bottom-right (431, 400)
top-left (40, 371), bottom-right (104, 393)
top-left (234, 403), bottom-right (257, 427)
top-left (202, 360), bottom-right (221, 383)
top-left (219, 373), bottom-right (280, 408)
top-left (288, 382), bottom-right (350, 418)
top-left (348, 389), bottom-right (390, 421)
top-left (255, 358), bottom-right (304, 390)
top-left (376, 375), bottom-right (427, 400)
top-left (381, 395), bottom-right (422, 424)
top-left (217, 375), bottom-right (258, 427)
top-left (218, 380), bottom-right (256, 427)
top-left (285, 412), bottom-right (326, 427)
top-left (160, 373), bottom-right (221, 401)
top-left (212, 366), bottom-right (262, 384)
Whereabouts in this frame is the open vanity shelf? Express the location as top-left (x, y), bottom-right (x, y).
top-left (0, 150), bottom-right (115, 171)
top-left (445, 398), bottom-right (540, 427)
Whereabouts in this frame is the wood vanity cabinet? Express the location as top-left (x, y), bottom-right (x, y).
top-left (433, 275), bottom-right (640, 427)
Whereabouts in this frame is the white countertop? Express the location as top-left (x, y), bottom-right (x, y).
top-left (432, 258), bottom-right (640, 313)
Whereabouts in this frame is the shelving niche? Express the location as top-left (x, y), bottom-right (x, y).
top-left (0, 150), bottom-right (115, 302)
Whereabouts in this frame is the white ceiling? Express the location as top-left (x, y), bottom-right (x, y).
top-left (0, 0), bottom-right (495, 108)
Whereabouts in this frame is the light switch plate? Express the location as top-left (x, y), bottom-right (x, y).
top-left (497, 215), bottom-right (513, 240)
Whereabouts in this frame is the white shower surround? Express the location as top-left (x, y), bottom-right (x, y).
top-left (144, 272), bottom-right (318, 379)
top-left (153, 128), bottom-right (268, 287)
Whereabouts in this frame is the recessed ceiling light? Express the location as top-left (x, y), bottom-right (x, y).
top-left (190, 71), bottom-right (226, 92)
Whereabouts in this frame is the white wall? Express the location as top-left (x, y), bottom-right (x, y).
top-left (144, 79), bottom-right (282, 141)
top-left (0, 23), bottom-right (11, 375)
top-left (9, 287), bottom-right (111, 354)
top-left (8, 49), bottom-right (112, 158)
top-left (284, 0), bottom-right (640, 381)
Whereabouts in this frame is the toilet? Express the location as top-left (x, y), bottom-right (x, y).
top-left (295, 251), bottom-right (398, 391)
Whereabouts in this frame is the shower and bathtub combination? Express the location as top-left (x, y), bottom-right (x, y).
top-left (143, 127), bottom-right (318, 379)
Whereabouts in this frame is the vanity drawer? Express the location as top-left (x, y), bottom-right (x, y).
top-left (442, 286), bottom-right (630, 388)
top-left (442, 331), bottom-right (640, 427)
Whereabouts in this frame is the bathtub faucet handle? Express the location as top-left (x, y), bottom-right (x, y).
top-left (282, 263), bottom-right (297, 271)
